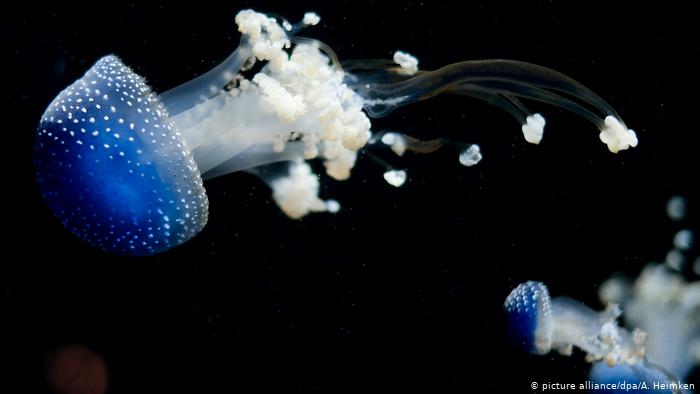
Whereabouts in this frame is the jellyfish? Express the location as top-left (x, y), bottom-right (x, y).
top-left (504, 281), bottom-right (647, 364)
top-left (505, 197), bottom-right (699, 393)
top-left (504, 281), bottom-right (696, 393)
top-left (34, 10), bottom-right (638, 255)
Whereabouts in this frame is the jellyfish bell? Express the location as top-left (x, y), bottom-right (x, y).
top-left (35, 9), bottom-right (638, 255)
top-left (503, 281), bottom-right (553, 354)
top-left (35, 56), bottom-right (208, 255)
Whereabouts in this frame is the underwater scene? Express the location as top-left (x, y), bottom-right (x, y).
top-left (3, 1), bottom-right (697, 392)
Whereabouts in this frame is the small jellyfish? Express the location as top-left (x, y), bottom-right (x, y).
top-left (504, 281), bottom-right (695, 393)
top-left (35, 10), bottom-right (638, 255)
top-left (506, 197), bottom-right (698, 393)
top-left (504, 281), bottom-right (647, 364)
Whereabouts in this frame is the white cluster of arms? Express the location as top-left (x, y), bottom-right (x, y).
top-left (177, 10), bottom-right (638, 219)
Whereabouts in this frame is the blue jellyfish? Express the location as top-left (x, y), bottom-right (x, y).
top-left (504, 281), bottom-right (648, 362)
top-left (35, 10), bottom-right (638, 255)
top-left (504, 278), bottom-right (697, 393)
top-left (505, 196), bottom-right (699, 392)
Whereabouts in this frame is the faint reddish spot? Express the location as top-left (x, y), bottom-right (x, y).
top-left (46, 344), bottom-right (108, 394)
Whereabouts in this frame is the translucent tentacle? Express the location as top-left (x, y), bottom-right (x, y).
top-left (160, 42), bottom-right (252, 116)
top-left (349, 59), bottom-right (623, 127)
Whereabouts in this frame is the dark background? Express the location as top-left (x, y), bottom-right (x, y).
top-left (2, 1), bottom-right (698, 392)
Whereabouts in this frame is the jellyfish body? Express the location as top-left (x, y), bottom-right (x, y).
top-left (35, 57), bottom-right (208, 255)
top-left (35, 10), bottom-right (638, 255)
top-left (504, 281), bottom-right (647, 364)
top-left (505, 279), bottom-right (697, 392)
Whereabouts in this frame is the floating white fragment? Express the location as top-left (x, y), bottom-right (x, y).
top-left (667, 195), bottom-right (688, 221)
top-left (380, 133), bottom-right (397, 145)
top-left (598, 115), bottom-right (638, 153)
top-left (325, 199), bottom-right (340, 213)
top-left (521, 113), bottom-right (545, 144)
top-left (673, 229), bottom-right (694, 250)
top-left (383, 169), bottom-right (407, 187)
top-left (393, 51), bottom-right (419, 76)
top-left (459, 144), bottom-right (482, 167)
top-left (303, 12), bottom-right (321, 26)
top-left (381, 132), bottom-right (407, 156)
